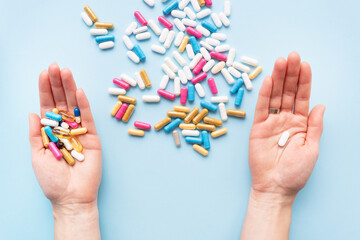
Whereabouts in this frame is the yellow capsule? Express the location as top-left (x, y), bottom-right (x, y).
top-left (41, 127), bottom-right (49, 148)
top-left (211, 128), bottom-right (228, 138)
top-left (52, 108), bottom-right (59, 114)
top-left (196, 123), bottom-right (216, 131)
top-left (192, 108), bottom-right (208, 124)
top-left (60, 148), bottom-right (75, 166)
top-left (154, 117), bottom-right (172, 131)
top-left (249, 66), bottom-right (263, 80)
top-left (111, 101), bottom-right (122, 116)
top-left (52, 128), bottom-right (72, 139)
top-left (198, 0), bottom-right (205, 7)
top-left (70, 127), bottom-right (88, 136)
top-left (58, 110), bottom-right (75, 122)
top-left (227, 109), bottom-right (246, 118)
top-left (203, 117), bottom-right (223, 127)
top-left (118, 95), bottom-right (137, 104)
top-left (193, 144), bottom-right (208, 156)
top-left (84, 5), bottom-right (98, 22)
top-left (167, 111), bottom-right (187, 119)
top-left (122, 104), bottom-right (135, 122)
top-left (184, 107), bottom-right (199, 124)
top-left (140, 69), bottom-right (151, 88)
top-left (179, 123), bottom-right (196, 130)
top-left (69, 137), bottom-right (83, 152)
top-left (128, 128), bottom-right (145, 137)
top-left (94, 22), bottom-right (114, 29)
top-left (173, 105), bottom-right (190, 113)
top-left (179, 36), bottom-right (189, 52)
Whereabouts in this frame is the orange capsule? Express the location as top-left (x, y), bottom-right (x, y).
top-left (192, 109), bottom-right (208, 124)
top-left (69, 137), bottom-right (83, 152)
top-left (58, 110), bottom-right (75, 122)
top-left (184, 107), bottom-right (199, 124)
top-left (167, 111), bottom-right (187, 119)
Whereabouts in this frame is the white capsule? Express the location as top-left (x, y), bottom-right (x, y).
top-left (81, 12), bottom-right (93, 26)
top-left (159, 28), bottom-right (170, 43)
top-left (182, 130), bottom-right (200, 136)
top-left (171, 10), bottom-right (186, 18)
top-left (186, 44), bottom-right (195, 59)
top-left (184, 7), bottom-right (196, 20)
top-left (142, 95), bottom-right (161, 102)
top-left (211, 33), bottom-right (227, 41)
top-left (174, 32), bottom-right (184, 47)
top-left (190, 0), bottom-right (201, 12)
top-left (224, 1), bottom-right (231, 16)
top-left (241, 56), bottom-right (259, 67)
top-left (71, 150), bottom-right (84, 161)
top-left (99, 41), bottom-right (114, 50)
top-left (200, 47), bottom-right (211, 61)
top-left (182, 18), bottom-right (197, 27)
top-left (160, 75), bottom-right (170, 89)
top-left (203, 59), bottom-right (215, 72)
top-left (134, 72), bottom-right (145, 90)
top-left (148, 19), bottom-right (162, 35)
top-left (178, 69), bottom-right (188, 84)
top-left (228, 67), bottom-right (241, 78)
top-left (136, 32), bottom-right (151, 41)
top-left (183, 66), bottom-right (193, 80)
top-left (125, 22), bottom-right (138, 35)
top-left (90, 28), bottom-right (108, 35)
top-left (211, 13), bottom-right (222, 28)
top-left (121, 74), bottom-right (137, 87)
top-left (41, 118), bottom-right (59, 127)
top-left (232, 61), bottom-right (251, 73)
top-left (206, 38), bottom-right (220, 46)
top-left (242, 73), bottom-right (253, 90)
top-left (162, 64), bottom-right (176, 79)
top-left (59, 138), bottom-right (72, 151)
top-left (226, 48), bottom-right (236, 66)
top-left (200, 41), bottom-right (213, 51)
top-left (127, 51), bottom-right (140, 63)
top-left (174, 18), bottom-right (186, 32)
top-left (133, 26), bottom-right (148, 34)
top-left (164, 30), bottom-right (176, 48)
top-left (174, 77), bottom-right (181, 96)
top-left (143, 0), bottom-right (155, 7)
top-left (219, 103), bottom-right (227, 121)
top-left (189, 53), bottom-right (203, 69)
top-left (60, 122), bottom-right (69, 129)
top-left (211, 61), bottom-right (226, 74)
top-left (219, 13), bottom-right (230, 27)
top-left (196, 25), bottom-right (210, 37)
top-left (179, 0), bottom-right (191, 9)
top-left (122, 36), bottom-right (134, 50)
top-left (211, 96), bottom-right (229, 103)
top-left (165, 57), bottom-right (179, 72)
top-left (221, 68), bottom-right (235, 85)
top-left (108, 88), bottom-right (126, 95)
top-left (151, 44), bottom-right (166, 54)
top-left (215, 44), bottom-right (230, 53)
top-left (278, 131), bottom-right (290, 147)
top-left (197, 8), bottom-right (212, 19)
top-left (173, 51), bottom-right (187, 67)
top-left (195, 83), bottom-right (205, 98)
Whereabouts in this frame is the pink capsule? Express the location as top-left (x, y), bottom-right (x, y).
top-left (113, 78), bottom-right (130, 90)
top-left (157, 89), bottom-right (176, 100)
top-left (134, 121), bottom-right (151, 130)
top-left (207, 78), bottom-right (218, 95)
top-left (210, 51), bottom-right (227, 61)
top-left (191, 72), bottom-right (207, 84)
top-left (180, 87), bottom-right (188, 105)
top-left (115, 103), bottom-right (128, 120)
top-left (193, 59), bottom-right (207, 75)
top-left (65, 120), bottom-right (78, 129)
top-left (205, 0), bottom-right (212, 7)
top-left (134, 11), bottom-right (148, 26)
top-left (186, 27), bottom-right (202, 39)
top-left (49, 142), bottom-right (62, 160)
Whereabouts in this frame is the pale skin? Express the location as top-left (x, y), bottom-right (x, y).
top-left (28, 63), bottom-right (102, 240)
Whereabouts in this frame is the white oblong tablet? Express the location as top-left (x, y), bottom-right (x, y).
top-left (196, 25), bottom-right (210, 37)
top-left (148, 19), bottom-right (162, 35)
top-left (211, 33), bottom-right (227, 41)
top-left (133, 26), bottom-right (148, 34)
top-left (178, 69), bottom-right (188, 84)
top-left (174, 32), bottom-right (185, 46)
top-left (151, 44), bottom-right (166, 54)
top-left (195, 83), bottom-right (205, 98)
top-left (186, 44), bottom-right (195, 59)
top-left (242, 73), bottom-right (253, 90)
top-left (197, 8), bottom-right (211, 19)
top-left (189, 53), bottom-right (203, 69)
top-left (232, 61), bottom-right (250, 73)
top-left (171, 10), bottom-right (186, 18)
top-left (81, 12), bottom-right (93, 26)
top-left (174, 77), bottom-right (181, 96)
top-left (165, 57), bottom-right (179, 72)
top-left (224, 1), bottom-right (231, 16)
top-left (184, 7), bottom-right (196, 20)
top-left (228, 67), bottom-right (241, 78)
top-left (162, 64), bottom-right (176, 79)
top-left (159, 75), bottom-right (170, 89)
top-left (121, 74), bottom-right (137, 87)
top-left (182, 130), bottom-right (200, 136)
top-left (125, 22), bottom-right (137, 35)
top-left (159, 28), bottom-right (170, 43)
top-left (173, 51), bottom-right (187, 67)
top-left (136, 32), bottom-right (151, 40)
top-left (215, 44), bottom-right (230, 53)
top-left (202, 59), bottom-right (215, 72)
top-left (71, 150), bottom-right (84, 161)
top-left (134, 72), bottom-right (145, 90)
top-left (59, 138), bottom-right (72, 151)
top-left (144, 0), bottom-right (155, 7)
top-left (108, 88), bottom-right (126, 95)
top-left (200, 47), bottom-right (211, 61)
top-left (226, 48), bottom-right (236, 66)
top-left (99, 41), bottom-right (114, 50)
top-left (219, 103), bottom-right (227, 121)
top-left (174, 18), bottom-right (186, 32)
top-left (90, 28), bottom-right (108, 35)
top-left (219, 13), bottom-right (230, 27)
top-left (190, 0), bottom-right (201, 12)
top-left (206, 38), bottom-right (220, 46)
top-left (122, 36), bottom-right (134, 50)
top-left (127, 51), bottom-right (140, 63)
top-left (200, 41), bottom-right (213, 51)
top-left (164, 30), bottom-right (176, 48)
top-left (182, 18), bottom-right (197, 27)
top-left (278, 131), bottom-right (290, 147)
top-left (183, 66), bottom-right (193, 80)
top-left (211, 96), bottom-right (229, 103)
top-left (179, 0), bottom-right (191, 9)
top-left (211, 13), bottom-right (222, 28)
top-left (221, 68), bottom-right (235, 85)
top-left (241, 56), bottom-right (259, 67)
top-left (142, 95), bottom-right (161, 102)
top-left (41, 118), bottom-right (59, 127)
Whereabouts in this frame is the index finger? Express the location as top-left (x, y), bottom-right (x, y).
top-left (39, 70), bottom-right (55, 117)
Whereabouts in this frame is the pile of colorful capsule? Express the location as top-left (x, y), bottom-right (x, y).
top-left (40, 108), bottom-right (87, 165)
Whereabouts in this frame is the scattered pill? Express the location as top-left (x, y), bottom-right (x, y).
top-left (196, 25), bottom-right (211, 37)
top-left (126, 22), bottom-right (138, 35)
top-left (49, 142), bottom-right (62, 160)
top-left (95, 22), bottom-right (114, 29)
top-left (99, 41), bottom-right (115, 50)
top-left (159, 75), bottom-right (170, 89)
top-left (242, 73), bottom-right (253, 90)
top-left (174, 18), bottom-right (186, 32)
top-left (187, 83), bottom-right (195, 102)
top-left (227, 109), bottom-right (246, 118)
top-left (41, 127), bottom-right (50, 148)
top-left (232, 61), bottom-right (250, 73)
top-left (211, 61), bottom-right (225, 74)
top-left (185, 44), bottom-right (195, 58)
top-left (84, 5), bottom-right (97, 22)
top-left (147, 19), bottom-right (162, 35)
top-left (144, 0), bottom-right (155, 7)
top-left (81, 12), bottom-right (93, 26)
top-left (190, 0), bottom-right (201, 12)
top-left (211, 13), bottom-right (222, 28)
top-left (111, 101), bottom-right (123, 116)
top-left (228, 67), bottom-right (241, 78)
top-left (128, 128), bottom-right (145, 137)
top-left (200, 100), bottom-right (218, 111)
top-left (211, 128), bottom-right (227, 138)
top-left (167, 111), bottom-right (187, 118)
top-left (184, 7), bottom-right (196, 20)
top-left (203, 59), bottom-right (215, 72)
top-left (173, 130), bottom-right (181, 147)
top-left (163, 0), bottom-right (179, 15)
top-left (172, 10), bottom-right (186, 18)
top-left (134, 11), bottom-right (148, 26)
top-left (164, 118), bottom-right (182, 132)
top-left (174, 32), bottom-right (185, 46)
top-left (202, 21), bottom-right (218, 33)
top-left (133, 26), bottom-right (148, 34)
top-left (179, 0), bottom-right (191, 9)
top-left (154, 117), bottom-right (172, 131)
top-left (173, 51), bottom-right (187, 67)
top-left (179, 36), bottom-right (189, 52)
top-left (151, 44), bottom-right (166, 54)
top-left (193, 144), bottom-right (208, 156)
top-left (118, 95), bottom-right (137, 104)
top-left (157, 89), bottom-right (176, 100)
top-left (142, 95), bottom-right (161, 102)
top-left (249, 66), bottom-right (263, 79)
top-left (221, 68), bottom-right (235, 85)
top-left (207, 77), bottom-right (218, 95)
top-left (197, 8), bottom-right (211, 19)
top-left (134, 121), bottom-right (152, 130)
top-left (164, 30), bottom-right (176, 48)
top-left (278, 131), bottom-right (290, 147)
top-left (195, 83), bottom-right (206, 97)
top-left (219, 13), bottom-right (230, 27)
top-left (179, 123), bottom-right (196, 129)
top-left (241, 56), bottom-right (258, 67)
top-left (123, 36), bottom-right (134, 49)
top-left (193, 108), bottom-right (208, 124)
top-left (235, 87), bottom-right (244, 106)
top-left (127, 51), bottom-right (140, 63)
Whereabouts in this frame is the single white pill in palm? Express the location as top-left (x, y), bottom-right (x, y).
top-left (278, 131), bottom-right (290, 147)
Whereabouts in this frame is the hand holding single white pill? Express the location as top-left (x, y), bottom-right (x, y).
top-left (28, 63), bottom-right (101, 240)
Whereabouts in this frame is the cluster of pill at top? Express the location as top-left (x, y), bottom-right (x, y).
top-left (40, 108), bottom-right (87, 165)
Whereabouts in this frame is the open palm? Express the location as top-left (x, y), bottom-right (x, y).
top-left (249, 52), bottom-right (325, 197)
top-left (28, 63), bottom-right (102, 208)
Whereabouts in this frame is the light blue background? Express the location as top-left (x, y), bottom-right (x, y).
top-left (1, 0), bottom-right (359, 239)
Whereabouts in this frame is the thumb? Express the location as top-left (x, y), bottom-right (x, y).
top-left (29, 113), bottom-right (44, 151)
top-left (306, 104), bottom-right (326, 146)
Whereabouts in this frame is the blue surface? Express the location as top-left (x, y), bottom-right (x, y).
top-left (0, 0), bottom-right (360, 239)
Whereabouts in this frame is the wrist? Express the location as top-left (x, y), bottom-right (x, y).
top-left (249, 188), bottom-right (296, 208)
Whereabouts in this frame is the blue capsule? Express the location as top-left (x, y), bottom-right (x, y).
top-left (185, 136), bottom-right (203, 144)
top-left (95, 34), bottom-right (115, 43)
top-left (164, 118), bottom-right (182, 133)
top-left (200, 100), bottom-right (218, 112)
top-left (188, 83), bottom-right (195, 102)
top-left (45, 111), bottom-right (62, 121)
top-left (74, 108), bottom-right (80, 117)
top-left (201, 21), bottom-right (218, 33)
top-left (189, 36), bottom-right (200, 54)
top-left (163, 0), bottom-right (179, 15)
top-left (133, 44), bottom-right (146, 62)
top-left (201, 131), bottom-right (210, 149)
top-left (235, 87), bottom-right (245, 106)
top-left (44, 126), bottom-right (59, 143)
top-left (230, 79), bottom-right (244, 94)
